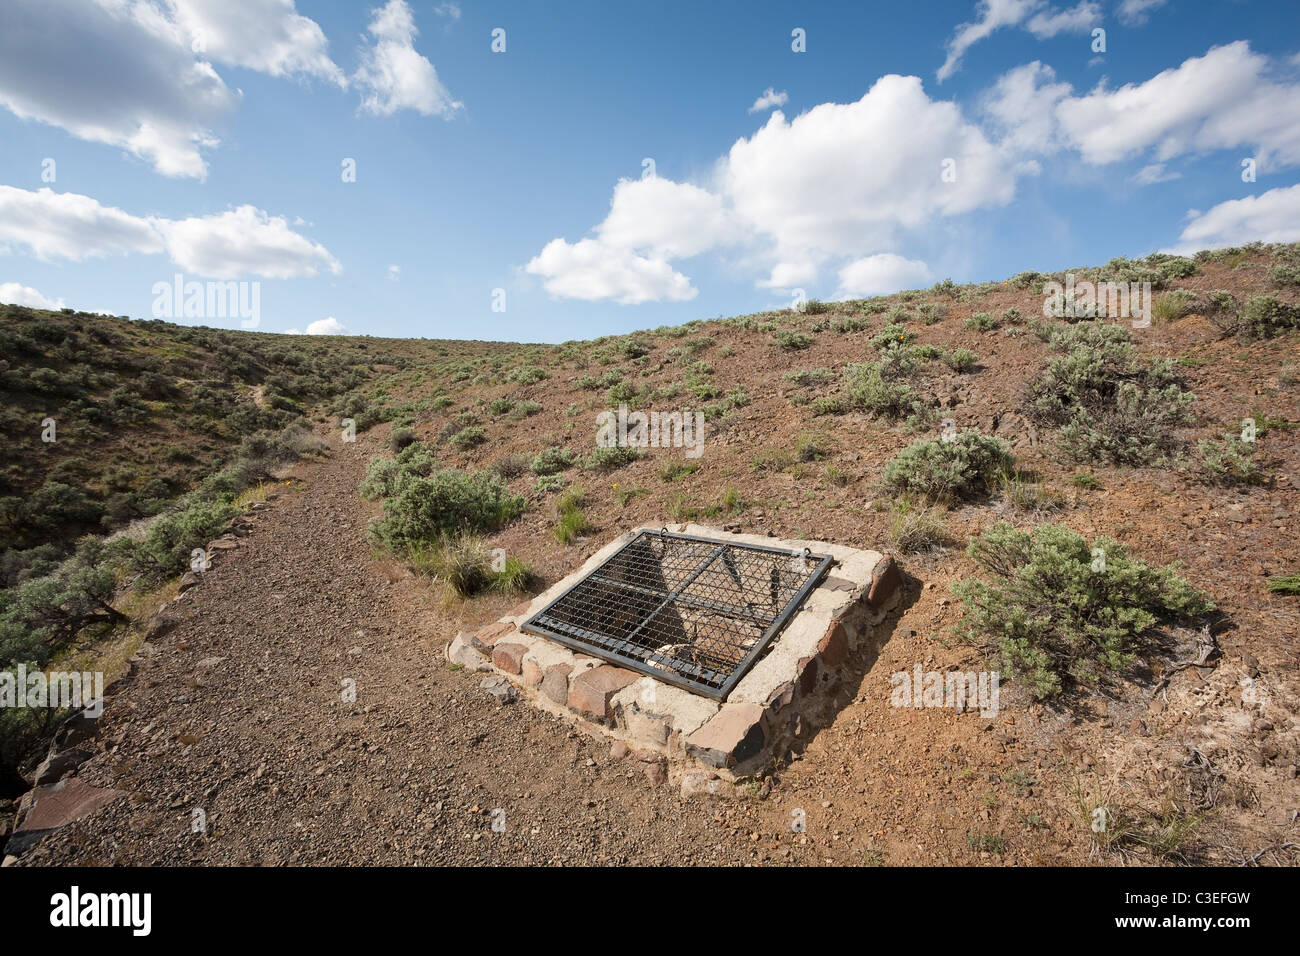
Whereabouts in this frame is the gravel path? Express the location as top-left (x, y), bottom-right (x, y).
top-left (20, 430), bottom-right (811, 866)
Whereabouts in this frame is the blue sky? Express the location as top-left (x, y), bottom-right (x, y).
top-left (1, 0), bottom-right (1298, 343)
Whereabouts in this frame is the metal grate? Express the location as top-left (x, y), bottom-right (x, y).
top-left (520, 530), bottom-right (833, 699)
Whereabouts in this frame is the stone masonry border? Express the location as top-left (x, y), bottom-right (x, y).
top-left (446, 524), bottom-right (901, 788)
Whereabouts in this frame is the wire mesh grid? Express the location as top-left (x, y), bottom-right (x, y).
top-left (521, 530), bottom-right (833, 698)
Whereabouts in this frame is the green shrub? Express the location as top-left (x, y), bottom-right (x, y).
top-left (507, 365), bottom-right (549, 385)
top-left (773, 329), bottom-right (814, 351)
top-left (843, 363), bottom-right (920, 418)
top-left (830, 316), bottom-right (869, 333)
top-left (882, 431), bottom-right (1013, 503)
top-left (811, 396), bottom-right (847, 416)
top-left (954, 523), bottom-right (1212, 699)
top-left (1269, 247), bottom-right (1300, 286)
top-left (869, 323), bottom-right (914, 348)
top-left (782, 368), bottom-right (834, 387)
top-left (368, 469), bottom-right (526, 553)
top-left (1197, 437), bottom-right (1263, 487)
top-left (1266, 573), bottom-right (1300, 596)
top-left (1206, 291), bottom-right (1300, 339)
top-left (535, 474), bottom-right (566, 494)
top-left (1026, 323), bottom-right (1195, 465)
top-left (943, 348), bottom-right (978, 372)
top-left (917, 303), bottom-right (947, 325)
top-left (966, 311), bottom-right (999, 332)
top-left (448, 425), bottom-right (487, 449)
top-left (877, 342), bottom-right (921, 379)
top-left (132, 497), bottom-right (239, 581)
top-left (583, 445), bottom-right (644, 471)
top-left (531, 446), bottom-right (576, 476)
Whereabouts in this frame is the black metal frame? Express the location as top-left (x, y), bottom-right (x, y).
top-left (520, 529), bottom-right (833, 699)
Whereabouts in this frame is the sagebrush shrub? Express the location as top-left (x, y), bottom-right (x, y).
top-left (531, 445), bottom-right (575, 475)
top-left (869, 323), bottom-right (914, 348)
top-left (582, 445), bottom-right (643, 471)
top-left (1026, 323), bottom-right (1195, 465)
top-left (1197, 437), bottom-right (1264, 487)
top-left (843, 362), bottom-right (919, 418)
top-left (954, 522), bottom-right (1212, 699)
top-left (773, 329), bottom-right (814, 351)
top-left (882, 430), bottom-right (1013, 503)
top-left (368, 469), bottom-right (525, 553)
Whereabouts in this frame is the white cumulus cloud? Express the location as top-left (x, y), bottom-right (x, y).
top-left (749, 87), bottom-right (789, 113)
top-left (0, 0), bottom-right (236, 179)
top-left (287, 316), bottom-right (348, 335)
top-left (1116, 0), bottom-right (1167, 26)
top-left (596, 177), bottom-right (738, 260)
top-left (0, 282), bottom-right (65, 309)
top-left (525, 73), bottom-right (1026, 303)
top-left (158, 205), bottom-right (342, 279)
top-left (834, 254), bottom-right (933, 299)
top-left (169, 0), bottom-right (345, 86)
top-left (0, 186), bottom-right (340, 279)
top-left (0, 186), bottom-right (165, 261)
top-left (937, 0), bottom-right (1099, 82)
top-left (723, 75), bottom-right (1021, 280)
top-left (984, 43), bottom-right (1300, 175)
top-left (1165, 185), bottom-right (1300, 255)
top-left (354, 0), bottom-right (461, 117)
top-left (526, 238), bottom-right (697, 305)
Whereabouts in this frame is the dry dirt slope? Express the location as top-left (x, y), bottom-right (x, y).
top-left (16, 246), bottom-right (1300, 865)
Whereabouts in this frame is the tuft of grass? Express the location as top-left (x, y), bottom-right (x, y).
top-left (887, 496), bottom-right (950, 553)
top-left (1151, 289), bottom-right (1197, 323)
top-left (795, 434), bottom-right (830, 462)
top-left (407, 536), bottom-right (532, 598)
top-left (1266, 573), bottom-right (1300, 596)
top-left (615, 485), bottom-right (648, 507)
top-left (554, 487), bottom-right (593, 544)
top-left (659, 460), bottom-right (700, 482)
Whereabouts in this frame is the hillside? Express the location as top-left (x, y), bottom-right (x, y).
top-left (4, 241), bottom-right (1299, 866)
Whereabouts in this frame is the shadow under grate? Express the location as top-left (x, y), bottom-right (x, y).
top-left (521, 530), bottom-right (833, 699)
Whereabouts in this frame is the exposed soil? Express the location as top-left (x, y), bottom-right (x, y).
top-left (17, 253), bottom-right (1300, 866)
